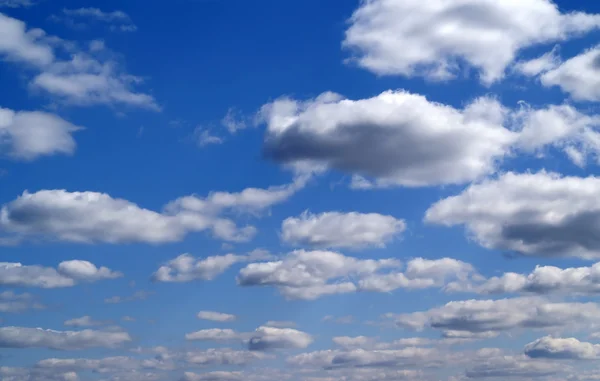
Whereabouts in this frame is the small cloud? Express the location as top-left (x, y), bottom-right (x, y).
top-left (221, 108), bottom-right (248, 134)
top-left (194, 127), bottom-right (224, 147)
top-left (56, 8), bottom-right (137, 32)
top-left (105, 290), bottom-right (153, 304)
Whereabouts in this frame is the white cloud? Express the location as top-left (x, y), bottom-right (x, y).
top-left (247, 326), bottom-right (313, 351)
top-left (104, 290), bottom-right (152, 304)
top-left (183, 372), bottom-right (243, 381)
top-left (237, 250), bottom-right (401, 300)
top-left (152, 253), bottom-right (253, 282)
top-left (194, 128), bottom-right (224, 147)
top-left (260, 90), bottom-right (515, 187)
top-left (0, 326), bottom-right (131, 350)
top-left (197, 311), bottom-right (237, 322)
top-left (541, 45), bottom-right (600, 101)
top-left (221, 108), bottom-right (248, 134)
top-left (264, 321), bottom-right (296, 328)
top-left (525, 336), bottom-right (600, 360)
top-left (64, 316), bottom-right (109, 327)
top-left (0, 260), bottom-right (121, 288)
top-left (0, 107), bottom-right (81, 161)
top-left (184, 348), bottom-right (267, 366)
top-left (185, 329), bottom-right (244, 342)
top-left (0, 0), bottom-right (36, 8)
top-left (60, 8), bottom-right (137, 32)
top-left (465, 351), bottom-right (564, 378)
top-left (344, 0), bottom-right (600, 84)
top-left (0, 13), bottom-right (156, 109)
top-left (425, 171), bottom-right (600, 259)
top-left (0, 291), bottom-right (43, 313)
top-left (390, 297), bottom-right (600, 335)
top-left (513, 47), bottom-right (562, 76)
top-left (281, 211), bottom-right (405, 249)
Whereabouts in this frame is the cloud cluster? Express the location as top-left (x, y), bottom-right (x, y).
top-left (426, 171), bottom-right (600, 259)
top-left (0, 260), bottom-right (121, 288)
top-left (281, 211), bottom-right (405, 249)
top-left (0, 326), bottom-right (131, 350)
top-left (344, 0), bottom-right (600, 84)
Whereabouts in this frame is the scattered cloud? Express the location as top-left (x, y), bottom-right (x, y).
top-left (194, 127), bottom-right (224, 147)
top-left (344, 0), bottom-right (600, 84)
top-left (64, 316), bottom-right (110, 327)
top-left (281, 211), bottom-right (405, 249)
top-left (197, 311), bottom-right (237, 322)
top-left (0, 260), bottom-right (121, 288)
top-left (104, 290), bottom-right (152, 304)
top-left (0, 291), bottom-right (44, 313)
top-left (426, 171), bottom-right (600, 259)
top-left (0, 326), bottom-right (131, 350)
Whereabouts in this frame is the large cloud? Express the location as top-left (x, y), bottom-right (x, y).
top-left (541, 45), bottom-right (600, 102)
top-left (426, 171), bottom-right (600, 259)
top-left (343, 0), bottom-right (600, 84)
top-left (0, 177), bottom-right (305, 245)
top-left (0, 12), bottom-right (53, 65)
top-left (390, 297), bottom-right (600, 335)
top-left (0, 326), bottom-right (131, 350)
top-left (0, 107), bottom-right (81, 161)
top-left (281, 211), bottom-right (405, 249)
top-left (0, 260), bottom-right (121, 288)
top-left (260, 90), bottom-right (516, 187)
top-left (525, 336), bottom-right (600, 360)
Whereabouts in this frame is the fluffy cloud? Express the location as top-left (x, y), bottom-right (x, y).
top-left (0, 13), bottom-right (156, 109)
top-left (0, 260), bottom-right (121, 288)
top-left (0, 326), bottom-right (131, 350)
top-left (541, 45), bottom-right (600, 102)
top-left (0, 107), bottom-right (81, 161)
top-left (237, 250), bottom-right (401, 300)
top-left (184, 349), bottom-right (267, 366)
top-left (514, 47), bottom-right (562, 76)
top-left (0, 291), bottom-right (43, 313)
top-left (449, 261), bottom-right (600, 295)
top-left (426, 171), bottom-right (600, 259)
top-left (197, 311), bottom-right (237, 322)
top-left (525, 336), bottom-right (600, 360)
top-left (185, 329), bottom-right (244, 342)
top-left (281, 211), bottom-right (405, 249)
top-left (390, 297), bottom-right (600, 335)
top-left (344, 0), bottom-right (600, 84)
top-left (261, 90), bottom-right (515, 187)
top-left (247, 326), bottom-right (313, 351)
top-left (152, 252), bottom-right (271, 283)
top-left (64, 316), bottom-right (109, 327)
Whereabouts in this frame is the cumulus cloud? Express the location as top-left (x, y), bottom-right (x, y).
top-left (185, 329), bottom-right (244, 342)
top-left (0, 260), bottom-right (121, 288)
top-left (541, 45), bottom-right (600, 102)
top-left (0, 326), bottom-right (131, 350)
top-left (525, 336), bottom-right (600, 360)
top-left (152, 252), bottom-right (269, 283)
top-left (448, 261), bottom-right (600, 296)
top-left (260, 90), bottom-right (516, 187)
top-left (247, 326), bottom-right (313, 351)
top-left (237, 250), bottom-right (400, 300)
top-left (390, 297), bottom-right (600, 335)
top-left (0, 180), bottom-right (304, 244)
top-left (0, 291), bottom-right (44, 313)
top-left (426, 171), bottom-right (600, 259)
top-left (281, 211), bottom-right (405, 249)
top-left (513, 47), bottom-right (562, 76)
top-left (197, 311), bottom-right (237, 322)
top-left (184, 349), bottom-right (267, 366)
top-left (344, 0), bottom-right (600, 84)
top-left (0, 13), bottom-right (156, 109)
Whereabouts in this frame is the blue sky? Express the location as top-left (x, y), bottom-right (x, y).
top-left (2, 0), bottom-right (600, 380)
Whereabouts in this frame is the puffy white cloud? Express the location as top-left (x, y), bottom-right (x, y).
top-left (237, 250), bottom-right (401, 300)
top-left (0, 13), bottom-right (156, 109)
top-left (449, 261), bottom-right (600, 296)
top-left (344, 0), bottom-right (600, 84)
top-left (185, 329), bottom-right (244, 342)
top-left (197, 311), bottom-right (237, 322)
top-left (525, 336), bottom-right (600, 360)
top-left (0, 188), bottom-right (267, 244)
top-left (390, 297), bottom-right (600, 335)
top-left (281, 211), bottom-right (405, 249)
top-left (260, 90), bottom-right (515, 187)
top-left (426, 171), bottom-right (600, 259)
top-left (247, 326), bottom-right (313, 351)
top-left (513, 47), bottom-right (562, 76)
top-left (0, 326), bottom-right (131, 350)
top-left (541, 45), bottom-right (600, 102)
top-left (64, 316), bottom-right (109, 327)
top-left (0, 291), bottom-right (43, 313)
top-left (0, 107), bottom-right (81, 161)
top-left (0, 260), bottom-right (121, 288)
top-left (152, 253), bottom-right (264, 283)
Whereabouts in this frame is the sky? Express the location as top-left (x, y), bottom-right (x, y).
top-left (2, 0), bottom-right (600, 380)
